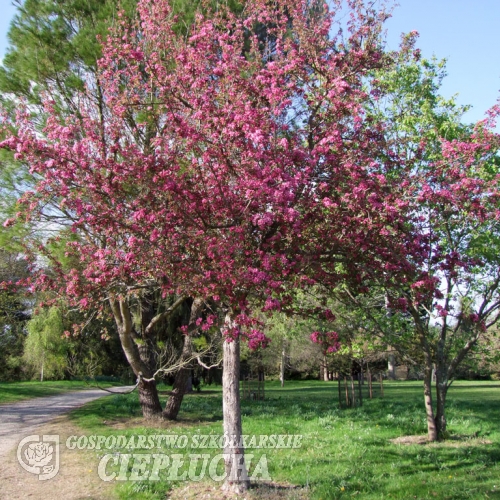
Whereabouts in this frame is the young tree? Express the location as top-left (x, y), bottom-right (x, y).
top-left (365, 43), bottom-right (500, 440)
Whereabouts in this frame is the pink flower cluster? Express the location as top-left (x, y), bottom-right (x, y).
top-left (310, 331), bottom-right (340, 354)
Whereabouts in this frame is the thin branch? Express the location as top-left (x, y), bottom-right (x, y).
top-left (144, 295), bottom-right (187, 336)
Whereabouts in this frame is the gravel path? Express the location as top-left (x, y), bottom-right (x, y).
top-left (0, 387), bottom-right (133, 457)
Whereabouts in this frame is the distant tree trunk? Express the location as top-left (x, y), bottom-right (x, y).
top-left (338, 377), bottom-right (342, 408)
top-left (388, 353), bottom-right (396, 380)
top-left (379, 372), bottom-right (384, 397)
top-left (323, 354), bottom-right (329, 381)
top-left (368, 368), bottom-right (373, 399)
top-left (357, 373), bottom-right (363, 406)
top-left (280, 339), bottom-right (286, 387)
top-left (221, 313), bottom-right (249, 493)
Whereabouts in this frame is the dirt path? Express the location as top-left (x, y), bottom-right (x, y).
top-left (0, 415), bottom-right (118, 500)
top-left (0, 387), bottom-right (133, 500)
top-left (0, 387), bottom-right (133, 457)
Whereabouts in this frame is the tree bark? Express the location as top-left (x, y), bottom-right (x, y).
top-left (163, 337), bottom-right (193, 420)
top-left (423, 362), bottom-right (438, 441)
top-left (137, 377), bottom-right (163, 420)
top-left (323, 354), bottom-right (329, 381)
top-left (412, 312), bottom-right (439, 442)
top-left (434, 367), bottom-right (449, 439)
top-left (221, 313), bottom-right (249, 493)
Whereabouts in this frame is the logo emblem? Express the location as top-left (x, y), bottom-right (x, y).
top-left (17, 435), bottom-right (60, 481)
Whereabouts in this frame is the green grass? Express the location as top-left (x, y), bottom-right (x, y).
top-left (0, 379), bottom-right (122, 405)
top-left (69, 380), bottom-right (500, 499)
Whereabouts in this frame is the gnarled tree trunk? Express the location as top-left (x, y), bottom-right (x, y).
top-left (109, 298), bottom-right (163, 420)
top-left (137, 377), bottom-right (163, 419)
top-left (163, 349), bottom-right (192, 419)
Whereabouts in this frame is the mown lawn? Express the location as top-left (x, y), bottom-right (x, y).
top-left (0, 379), bottom-right (122, 405)
top-left (69, 380), bottom-right (500, 499)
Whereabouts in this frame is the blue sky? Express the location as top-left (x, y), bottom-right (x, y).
top-left (0, 1), bottom-right (499, 124)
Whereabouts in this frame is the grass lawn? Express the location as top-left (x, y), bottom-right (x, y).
top-left (0, 379), bottom-right (122, 405)
top-left (69, 380), bottom-right (500, 499)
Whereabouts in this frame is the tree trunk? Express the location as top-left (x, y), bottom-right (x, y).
top-left (388, 353), bottom-right (396, 380)
top-left (368, 369), bottom-right (373, 399)
top-left (435, 368), bottom-right (449, 439)
top-left (423, 363), bottom-right (438, 441)
top-left (138, 378), bottom-right (163, 420)
top-left (416, 319), bottom-right (439, 442)
top-left (109, 298), bottom-right (163, 420)
top-left (323, 354), bottom-right (329, 381)
top-left (163, 338), bottom-right (192, 420)
top-left (280, 339), bottom-right (286, 388)
top-left (221, 313), bottom-right (249, 493)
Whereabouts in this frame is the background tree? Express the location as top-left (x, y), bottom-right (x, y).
top-left (364, 41), bottom-right (500, 440)
top-left (0, 249), bottom-right (31, 380)
top-left (23, 306), bottom-right (69, 381)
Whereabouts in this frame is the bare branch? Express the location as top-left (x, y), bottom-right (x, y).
top-left (144, 295), bottom-right (187, 336)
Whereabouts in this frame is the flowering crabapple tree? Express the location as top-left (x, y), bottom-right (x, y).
top-left (397, 122), bottom-right (500, 441)
top-left (366, 45), bottom-right (500, 441)
top-left (1, 0), bottom-right (422, 491)
top-left (310, 329), bottom-right (340, 380)
top-left (310, 330), bottom-right (341, 354)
